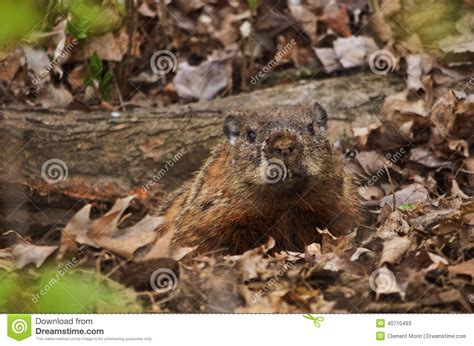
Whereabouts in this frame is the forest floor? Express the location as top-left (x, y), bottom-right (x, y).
top-left (0, 0), bottom-right (473, 313)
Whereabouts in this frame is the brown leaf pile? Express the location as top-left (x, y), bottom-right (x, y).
top-left (1, 0), bottom-right (360, 108)
top-left (1, 0), bottom-right (473, 313)
top-left (3, 0), bottom-right (471, 110)
top-left (3, 84), bottom-right (471, 313)
top-left (0, 0), bottom-right (464, 110)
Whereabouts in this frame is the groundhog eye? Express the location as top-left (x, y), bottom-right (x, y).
top-left (307, 123), bottom-right (315, 135)
top-left (247, 130), bottom-right (256, 143)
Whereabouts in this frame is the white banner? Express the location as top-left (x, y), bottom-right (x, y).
top-left (1, 314), bottom-right (472, 345)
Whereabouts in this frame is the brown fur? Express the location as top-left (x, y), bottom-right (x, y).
top-left (158, 103), bottom-right (361, 255)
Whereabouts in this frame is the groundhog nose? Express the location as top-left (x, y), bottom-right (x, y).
top-left (267, 132), bottom-right (299, 157)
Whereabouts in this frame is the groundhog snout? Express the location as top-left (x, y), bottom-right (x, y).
top-left (265, 131), bottom-right (302, 161)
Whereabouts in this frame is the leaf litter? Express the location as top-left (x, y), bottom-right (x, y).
top-left (0, 0), bottom-right (473, 313)
top-left (2, 84), bottom-right (472, 312)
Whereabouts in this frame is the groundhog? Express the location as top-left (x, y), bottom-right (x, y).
top-left (159, 102), bottom-right (361, 255)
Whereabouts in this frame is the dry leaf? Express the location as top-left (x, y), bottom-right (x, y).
top-left (380, 236), bottom-right (412, 265)
top-left (425, 252), bottom-right (449, 272)
top-left (411, 209), bottom-right (459, 232)
top-left (0, 49), bottom-right (23, 82)
top-left (333, 36), bottom-right (377, 69)
top-left (23, 46), bottom-right (50, 83)
top-left (60, 197), bottom-right (164, 259)
top-left (305, 242), bottom-right (322, 264)
top-left (174, 58), bottom-right (230, 101)
top-left (289, 4), bottom-right (318, 44)
top-left (240, 237), bottom-right (275, 282)
top-left (11, 243), bottom-right (58, 269)
top-left (319, 4), bottom-right (351, 37)
top-left (431, 91), bottom-right (474, 143)
top-left (409, 147), bottom-right (449, 168)
top-left (379, 183), bottom-right (429, 208)
top-left (448, 259), bottom-right (474, 282)
top-left (378, 211), bottom-right (410, 237)
top-left (350, 247), bottom-right (372, 261)
top-left (37, 83), bottom-right (73, 109)
top-left (141, 227), bottom-right (174, 260)
top-left (359, 185), bottom-right (385, 201)
top-left (79, 29), bottom-right (130, 62)
top-left (369, 11), bottom-right (393, 43)
top-left (313, 47), bottom-right (341, 73)
top-left (448, 139), bottom-right (470, 157)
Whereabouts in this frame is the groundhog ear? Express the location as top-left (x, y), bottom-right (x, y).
top-left (308, 101), bottom-right (328, 130)
top-left (223, 112), bottom-right (241, 144)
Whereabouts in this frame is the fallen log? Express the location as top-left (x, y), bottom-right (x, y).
top-left (0, 72), bottom-right (404, 239)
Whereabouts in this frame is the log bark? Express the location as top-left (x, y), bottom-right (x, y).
top-left (0, 72), bottom-right (404, 238)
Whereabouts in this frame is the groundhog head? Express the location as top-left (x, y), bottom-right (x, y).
top-left (223, 102), bottom-right (332, 191)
